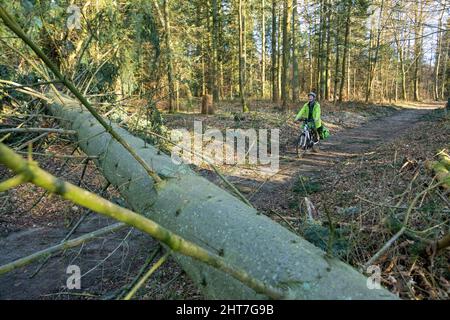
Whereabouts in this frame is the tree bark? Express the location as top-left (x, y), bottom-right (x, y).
top-left (277, 3), bottom-right (282, 100)
top-left (281, 0), bottom-right (291, 109)
top-left (291, 0), bottom-right (298, 102)
top-left (211, 0), bottom-right (220, 102)
top-left (338, 0), bottom-right (351, 102)
top-left (261, 0), bottom-right (266, 99)
top-left (365, 0), bottom-right (384, 102)
top-left (163, 0), bottom-right (175, 113)
top-left (239, 0), bottom-right (248, 112)
top-left (201, 94), bottom-right (214, 114)
top-left (413, 0), bottom-right (425, 101)
top-left (394, 33), bottom-right (407, 100)
top-left (433, 3), bottom-right (445, 101)
top-left (271, 0), bottom-right (279, 102)
top-left (317, 0), bottom-right (324, 99)
top-left (324, 0), bottom-right (331, 100)
top-left (333, 15), bottom-right (340, 104)
top-left (441, 41), bottom-right (449, 99)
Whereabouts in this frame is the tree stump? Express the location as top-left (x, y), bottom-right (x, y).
top-left (201, 94), bottom-right (214, 115)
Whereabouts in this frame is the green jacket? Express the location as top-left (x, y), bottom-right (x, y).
top-left (294, 101), bottom-right (322, 128)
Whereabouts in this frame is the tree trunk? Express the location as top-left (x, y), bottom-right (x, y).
top-left (324, 0), bottom-right (331, 100)
top-left (195, 3), bottom-right (204, 97)
top-left (366, 21), bottom-right (373, 102)
top-left (413, 1), bottom-right (424, 102)
top-left (441, 41), bottom-right (449, 99)
top-left (291, 0), bottom-right (298, 102)
top-left (239, 0), bottom-right (248, 112)
top-left (261, 0), bottom-right (266, 99)
top-left (277, 3), bottom-right (282, 100)
top-left (433, 3), bottom-right (445, 101)
top-left (398, 41), bottom-right (407, 100)
top-left (308, 10), bottom-right (314, 92)
top-left (201, 51), bottom-right (206, 96)
top-left (347, 33), bottom-right (351, 100)
top-left (201, 94), bottom-right (214, 114)
top-left (333, 16), bottom-right (340, 104)
top-left (163, 0), bottom-right (175, 113)
top-left (365, 0), bottom-right (384, 102)
top-left (281, 0), bottom-right (291, 109)
top-left (211, 0), bottom-right (220, 102)
top-left (271, 0), bottom-right (279, 102)
top-left (47, 92), bottom-right (397, 300)
top-left (318, 0), bottom-right (326, 100)
top-left (338, 0), bottom-right (351, 102)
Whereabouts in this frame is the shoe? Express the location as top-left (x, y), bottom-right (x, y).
top-left (312, 146), bottom-right (319, 153)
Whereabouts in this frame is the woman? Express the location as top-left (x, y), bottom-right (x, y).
top-left (294, 92), bottom-right (323, 151)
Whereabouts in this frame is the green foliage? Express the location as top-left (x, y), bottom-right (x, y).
top-left (90, 62), bottom-right (119, 97)
top-left (419, 200), bottom-right (439, 215)
top-left (0, 64), bottom-right (13, 80)
top-left (0, 65), bottom-right (40, 102)
top-left (292, 176), bottom-right (322, 196)
top-left (301, 223), bottom-right (350, 258)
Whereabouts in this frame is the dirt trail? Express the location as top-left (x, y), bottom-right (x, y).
top-left (0, 215), bottom-right (156, 299)
top-left (223, 107), bottom-right (437, 209)
top-left (0, 214), bottom-right (198, 300)
top-left (291, 108), bottom-right (431, 175)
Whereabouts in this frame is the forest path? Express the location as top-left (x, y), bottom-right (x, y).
top-left (222, 105), bottom-right (440, 209)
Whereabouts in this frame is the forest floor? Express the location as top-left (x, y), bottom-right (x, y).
top-left (0, 99), bottom-right (448, 299)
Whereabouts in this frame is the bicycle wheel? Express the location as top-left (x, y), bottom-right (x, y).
top-left (296, 134), bottom-right (307, 158)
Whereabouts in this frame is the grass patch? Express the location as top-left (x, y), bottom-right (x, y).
top-left (301, 223), bottom-right (350, 258)
top-left (292, 176), bottom-right (322, 196)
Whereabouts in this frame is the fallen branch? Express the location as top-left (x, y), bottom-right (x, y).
top-left (0, 222), bottom-right (127, 275)
top-left (30, 181), bottom-right (110, 279)
top-left (16, 151), bottom-right (98, 159)
top-left (269, 210), bottom-right (299, 235)
top-left (114, 245), bottom-right (161, 299)
top-left (123, 251), bottom-right (171, 300)
top-left (0, 80), bottom-right (61, 90)
top-left (364, 181), bottom-right (442, 269)
top-left (16, 132), bottom-right (49, 151)
top-left (356, 195), bottom-right (409, 210)
top-left (0, 80), bottom-right (52, 102)
top-left (0, 174), bottom-right (28, 192)
top-left (0, 142), bottom-right (285, 299)
top-left (0, 128), bottom-right (76, 135)
top-left (0, 104), bottom-right (48, 143)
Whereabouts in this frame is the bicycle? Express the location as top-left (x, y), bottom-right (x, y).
top-left (295, 119), bottom-right (319, 158)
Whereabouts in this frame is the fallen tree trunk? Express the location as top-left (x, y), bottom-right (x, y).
top-left (47, 93), bottom-right (396, 299)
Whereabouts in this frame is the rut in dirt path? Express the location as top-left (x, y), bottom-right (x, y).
top-left (241, 108), bottom-right (435, 208)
